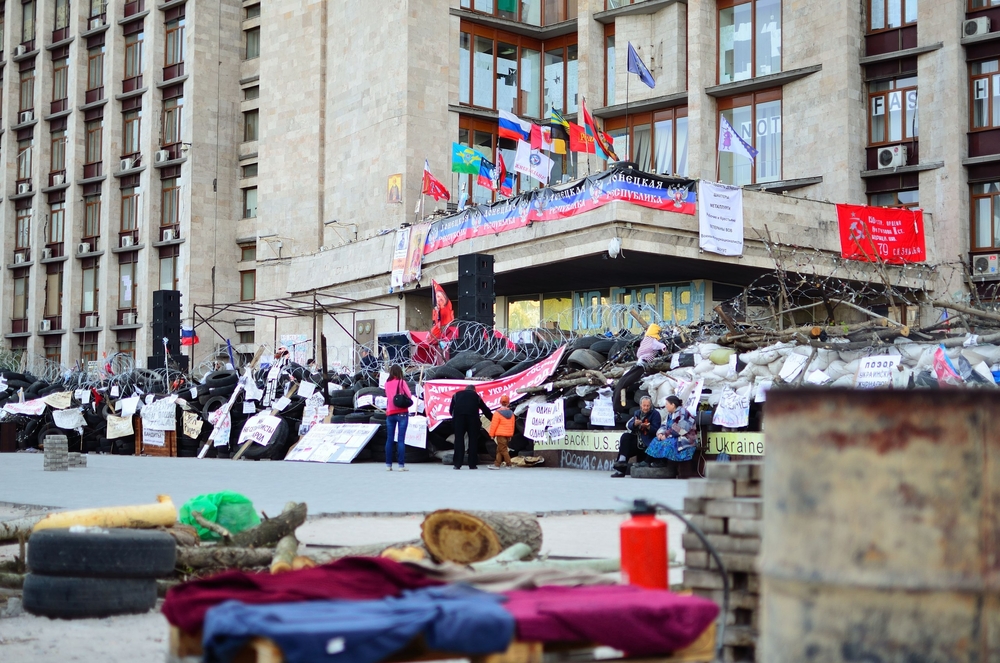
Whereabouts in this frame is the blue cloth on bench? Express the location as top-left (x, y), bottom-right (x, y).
top-left (202, 584), bottom-right (514, 663)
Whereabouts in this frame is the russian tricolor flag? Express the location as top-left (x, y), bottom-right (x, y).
top-left (180, 325), bottom-right (199, 346)
top-left (498, 109), bottom-right (532, 143)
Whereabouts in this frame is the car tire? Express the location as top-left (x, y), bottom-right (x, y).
top-left (23, 574), bottom-right (157, 619)
top-left (203, 370), bottom-right (239, 388)
top-left (28, 529), bottom-right (176, 578)
top-left (567, 348), bottom-right (604, 370)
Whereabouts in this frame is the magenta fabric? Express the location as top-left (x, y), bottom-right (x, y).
top-left (385, 378), bottom-right (412, 415)
top-left (502, 585), bottom-right (718, 655)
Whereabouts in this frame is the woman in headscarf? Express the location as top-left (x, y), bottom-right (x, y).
top-left (645, 395), bottom-right (699, 473)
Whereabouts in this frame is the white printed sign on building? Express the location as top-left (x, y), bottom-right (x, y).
top-left (698, 180), bottom-right (744, 257)
top-left (855, 355), bottom-right (901, 388)
top-left (525, 398), bottom-right (566, 442)
top-left (239, 414), bottom-right (284, 447)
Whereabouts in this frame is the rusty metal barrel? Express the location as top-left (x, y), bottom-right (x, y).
top-left (761, 389), bottom-right (998, 662)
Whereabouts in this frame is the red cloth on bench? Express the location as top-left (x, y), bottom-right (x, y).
top-left (502, 585), bottom-right (718, 655)
top-left (162, 557), bottom-right (445, 633)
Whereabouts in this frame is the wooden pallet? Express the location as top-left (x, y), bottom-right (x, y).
top-left (168, 624), bottom-right (716, 663)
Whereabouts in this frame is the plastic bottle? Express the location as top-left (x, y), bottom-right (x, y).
top-left (620, 499), bottom-right (668, 589)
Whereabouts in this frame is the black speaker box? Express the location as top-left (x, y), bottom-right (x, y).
top-left (147, 355), bottom-right (189, 372)
top-left (458, 253), bottom-right (494, 277)
top-left (458, 296), bottom-right (494, 323)
top-left (458, 275), bottom-right (494, 298)
top-left (153, 290), bottom-right (182, 308)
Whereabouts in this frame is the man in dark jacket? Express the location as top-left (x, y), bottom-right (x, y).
top-left (449, 385), bottom-right (492, 469)
top-left (611, 396), bottom-right (661, 478)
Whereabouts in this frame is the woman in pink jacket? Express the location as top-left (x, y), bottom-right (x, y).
top-left (384, 365), bottom-right (413, 471)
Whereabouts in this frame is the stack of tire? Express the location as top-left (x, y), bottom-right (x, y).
top-left (23, 528), bottom-right (176, 619)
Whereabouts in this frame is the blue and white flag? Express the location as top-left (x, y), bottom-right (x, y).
top-left (718, 116), bottom-right (758, 164)
top-left (627, 42), bottom-right (655, 89)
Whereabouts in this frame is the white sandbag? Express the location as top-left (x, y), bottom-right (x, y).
top-left (837, 351), bottom-right (862, 364)
top-left (791, 345), bottom-right (814, 357)
top-left (694, 359), bottom-right (716, 375)
top-left (824, 360), bottom-right (848, 380)
top-left (698, 343), bottom-right (722, 359)
top-left (972, 344), bottom-right (1000, 365)
top-left (709, 347), bottom-right (736, 365)
top-left (711, 364), bottom-right (731, 379)
top-left (830, 374), bottom-right (855, 388)
top-left (895, 341), bottom-right (925, 362)
top-left (892, 367), bottom-right (913, 389)
top-left (842, 359), bottom-right (861, 375)
top-left (914, 347), bottom-right (937, 369)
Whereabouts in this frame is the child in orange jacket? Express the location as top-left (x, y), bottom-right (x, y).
top-left (487, 394), bottom-right (516, 469)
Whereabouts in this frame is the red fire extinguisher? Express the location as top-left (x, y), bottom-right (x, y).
top-left (620, 499), bottom-right (668, 589)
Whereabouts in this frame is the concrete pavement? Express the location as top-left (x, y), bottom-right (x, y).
top-left (0, 454), bottom-right (688, 516)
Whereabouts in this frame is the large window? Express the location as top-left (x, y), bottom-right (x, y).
top-left (87, 46), bottom-right (104, 91)
top-left (19, 69), bottom-right (34, 112)
top-left (869, 0), bottom-right (917, 32)
top-left (81, 262), bottom-right (99, 313)
top-left (605, 30), bottom-right (615, 106)
top-left (869, 190), bottom-right (919, 209)
top-left (972, 182), bottom-right (1000, 249)
top-left (243, 109), bottom-right (258, 141)
top-left (13, 272), bottom-right (28, 320)
top-left (88, 0), bottom-right (104, 18)
top-left (51, 130), bottom-right (66, 172)
top-left (54, 0), bottom-right (69, 30)
top-left (118, 255), bottom-right (136, 309)
top-left (242, 187), bottom-right (257, 218)
top-left (606, 108), bottom-right (689, 176)
top-left (84, 195), bottom-right (101, 238)
top-left (17, 139), bottom-right (32, 180)
top-left (121, 187), bottom-right (139, 232)
top-left (869, 76), bottom-right (917, 146)
top-left (49, 202), bottom-right (65, 244)
top-left (458, 0), bottom-right (576, 27)
top-left (123, 110), bottom-right (141, 156)
top-left (21, 0), bottom-right (34, 43)
top-left (15, 208), bottom-right (31, 250)
top-left (971, 60), bottom-right (1000, 130)
top-left (162, 97), bottom-right (182, 145)
top-left (458, 25), bottom-right (575, 118)
top-left (124, 32), bottom-right (143, 79)
top-left (240, 270), bottom-right (256, 301)
top-left (161, 178), bottom-right (180, 227)
top-left (85, 119), bottom-right (102, 164)
top-left (245, 3), bottom-right (260, 19)
top-left (245, 27), bottom-right (259, 59)
top-left (45, 265), bottom-right (63, 318)
top-left (165, 19), bottom-right (184, 66)
top-left (159, 250), bottom-right (178, 290)
top-left (718, 0), bottom-right (781, 84)
top-left (719, 90), bottom-right (782, 186)
top-left (52, 58), bottom-right (68, 101)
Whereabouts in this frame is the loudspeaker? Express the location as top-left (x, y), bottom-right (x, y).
top-left (146, 355), bottom-right (189, 372)
top-left (459, 275), bottom-right (494, 298)
top-left (152, 322), bottom-right (181, 356)
top-left (458, 296), bottom-right (494, 325)
top-left (152, 290), bottom-right (182, 308)
top-left (456, 253), bottom-right (495, 326)
top-left (458, 253), bottom-right (494, 277)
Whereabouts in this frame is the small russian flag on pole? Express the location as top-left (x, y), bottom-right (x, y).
top-left (180, 325), bottom-right (199, 346)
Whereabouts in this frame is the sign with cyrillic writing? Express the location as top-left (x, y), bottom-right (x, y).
top-left (855, 355), bottom-right (900, 388)
top-left (698, 180), bottom-right (744, 257)
top-left (239, 414), bottom-right (283, 447)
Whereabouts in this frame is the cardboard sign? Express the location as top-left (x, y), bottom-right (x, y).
top-left (239, 414), bottom-right (283, 447)
top-left (43, 392), bottom-right (73, 410)
top-left (106, 415), bottom-right (134, 440)
top-left (52, 408), bottom-right (86, 430)
top-left (144, 428), bottom-right (166, 447)
top-left (141, 398), bottom-right (176, 431)
top-left (182, 412), bottom-right (203, 439)
top-left (284, 423), bottom-right (378, 463)
top-left (855, 355), bottom-right (901, 388)
top-left (404, 415), bottom-right (428, 449)
top-left (525, 398), bottom-right (566, 442)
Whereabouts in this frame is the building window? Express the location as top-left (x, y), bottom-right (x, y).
top-left (19, 69), bottom-right (34, 112)
top-left (719, 90), bottom-right (782, 186)
top-left (159, 250), bottom-right (178, 290)
top-left (239, 330), bottom-right (254, 344)
top-left (241, 163), bottom-right (258, 178)
top-left (869, 190), bottom-right (919, 209)
top-left (240, 270), bottom-right (256, 301)
top-left (165, 19), bottom-right (184, 66)
top-left (605, 30), bottom-right (615, 106)
top-left (242, 187), bottom-right (257, 219)
top-left (118, 255), bottom-right (137, 310)
top-left (972, 182), bottom-right (1000, 249)
top-left (117, 331), bottom-right (136, 358)
top-left (49, 202), bottom-right (65, 244)
top-left (971, 60), bottom-right (1000, 130)
top-left (44, 339), bottom-right (61, 364)
top-left (88, 0), bottom-right (104, 18)
top-left (80, 333), bottom-right (98, 363)
top-left (869, 77), bottom-right (917, 146)
top-left (606, 108), bottom-right (689, 176)
top-left (15, 208), bottom-right (31, 250)
top-left (85, 120), bottom-right (102, 164)
top-left (458, 0), bottom-right (575, 27)
top-left (121, 187), bottom-right (139, 232)
top-left (52, 58), bottom-right (68, 101)
top-left (245, 27), bottom-right (259, 59)
top-left (245, 3), bottom-right (260, 19)
top-left (51, 131), bottom-right (66, 173)
top-left (162, 97), bottom-right (182, 145)
top-left (13, 272), bottom-right (28, 320)
top-left (718, 0), bottom-right (781, 84)
top-left (54, 0), bottom-right (69, 30)
top-left (87, 46), bottom-right (104, 91)
top-left (84, 195), bottom-right (101, 238)
top-left (243, 109), bottom-right (258, 141)
top-left (244, 85), bottom-right (259, 100)
top-left (45, 265), bottom-right (63, 318)
top-left (124, 32), bottom-right (143, 79)
top-left (81, 262), bottom-right (99, 313)
top-left (240, 244), bottom-right (256, 262)
top-left (869, 0), bottom-right (917, 32)
top-left (17, 139), bottom-right (32, 180)
top-left (0, 13), bottom-right (5, 49)
top-left (161, 177), bottom-right (179, 227)
top-left (21, 0), bottom-right (34, 43)
top-left (123, 110), bottom-right (141, 156)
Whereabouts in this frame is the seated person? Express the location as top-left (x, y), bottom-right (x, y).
top-left (611, 396), bottom-right (661, 478)
top-left (645, 395), bottom-right (699, 473)
top-left (613, 324), bottom-right (666, 412)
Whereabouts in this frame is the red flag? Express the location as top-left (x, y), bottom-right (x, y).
top-left (495, 153), bottom-right (508, 193)
top-left (430, 280), bottom-right (454, 340)
top-left (581, 97), bottom-right (618, 161)
top-left (530, 124), bottom-right (543, 150)
top-left (836, 204), bottom-right (926, 264)
top-left (422, 160), bottom-right (450, 201)
top-left (568, 122), bottom-right (596, 154)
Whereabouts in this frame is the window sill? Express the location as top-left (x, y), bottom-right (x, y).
top-left (38, 328), bottom-right (66, 336)
top-left (115, 87), bottom-right (147, 101)
top-left (239, 151), bottom-right (258, 162)
top-left (4, 332), bottom-right (33, 339)
top-left (860, 161), bottom-right (944, 178)
top-left (78, 98), bottom-right (108, 112)
top-left (80, 22), bottom-right (110, 38)
top-left (859, 42), bottom-right (942, 65)
top-left (12, 48), bottom-right (39, 63)
top-left (448, 8), bottom-right (577, 39)
top-left (240, 74), bottom-right (260, 86)
top-left (40, 182), bottom-right (70, 193)
top-left (705, 64), bottom-right (822, 98)
top-left (448, 104), bottom-right (498, 121)
top-left (963, 154), bottom-right (1000, 166)
top-left (75, 250), bottom-right (105, 260)
top-left (962, 30), bottom-right (1000, 47)
top-left (243, 16), bottom-right (261, 29)
top-left (44, 109), bottom-right (72, 122)
top-left (109, 323), bottom-right (143, 331)
top-left (72, 325), bottom-right (103, 333)
top-left (76, 175), bottom-right (107, 186)
top-left (10, 188), bottom-right (36, 201)
top-left (157, 74), bottom-right (188, 89)
top-left (6, 260), bottom-right (33, 269)
top-left (157, 0), bottom-right (187, 11)
top-left (114, 165), bottom-right (146, 178)
top-left (46, 36), bottom-right (74, 51)
top-left (744, 176), bottom-right (823, 193)
top-left (118, 9), bottom-right (150, 24)
top-left (41, 254), bottom-right (69, 264)
top-left (593, 0), bottom-right (683, 24)
top-left (152, 237), bottom-right (185, 248)
top-left (112, 243), bottom-right (145, 253)
top-left (153, 155), bottom-right (187, 169)
top-left (11, 118), bottom-right (39, 131)
top-left (593, 91), bottom-right (688, 119)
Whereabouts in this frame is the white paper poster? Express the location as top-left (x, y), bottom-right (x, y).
top-left (3, 399), bottom-right (47, 416)
top-left (779, 353), bottom-right (809, 382)
top-left (677, 379), bottom-right (704, 417)
top-left (143, 428), bottom-right (166, 447)
top-left (52, 408), bottom-right (86, 430)
top-left (698, 180), bottom-right (744, 257)
top-left (284, 423), bottom-right (379, 463)
top-left (297, 381), bottom-right (316, 398)
top-left (239, 414), bottom-right (283, 447)
top-left (140, 398), bottom-right (176, 431)
top-left (525, 398), bottom-right (566, 442)
top-left (106, 414), bottom-right (134, 439)
top-left (854, 355), bottom-right (901, 388)
top-left (589, 388), bottom-right (615, 427)
top-left (712, 387), bottom-right (750, 428)
top-left (43, 392), bottom-right (73, 410)
top-left (404, 415), bottom-right (428, 449)
top-left (119, 396), bottom-right (141, 418)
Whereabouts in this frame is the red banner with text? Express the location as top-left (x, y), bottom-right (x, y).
top-left (837, 203), bottom-right (926, 264)
top-left (423, 345), bottom-right (567, 429)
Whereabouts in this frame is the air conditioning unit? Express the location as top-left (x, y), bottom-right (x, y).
top-left (14, 253), bottom-right (26, 264)
top-left (154, 150), bottom-right (171, 164)
top-left (162, 229), bottom-right (176, 242)
top-left (88, 16), bottom-right (104, 30)
top-left (52, 174), bottom-right (65, 186)
top-left (123, 312), bottom-right (137, 325)
top-left (85, 315), bottom-right (99, 328)
top-left (41, 248), bottom-right (52, 260)
top-left (13, 45), bottom-right (26, 57)
top-left (973, 253), bottom-right (1000, 276)
top-left (965, 17), bottom-right (990, 38)
top-left (17, 183), bottom-right (31, 195)
top-left (877, 144), bottom-right (907, 169)
top-left (120, 235), bottom-right (134, 248)
top-left (39, 320), bottom-right (51, 332)
top-left (19, 110), bottom-right (33, 124)
top-left (120, 158), bottom-right (133, 172)
top-left (78, 242), bottom-right (91, 255)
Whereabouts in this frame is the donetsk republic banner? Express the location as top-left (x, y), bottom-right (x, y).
top-left (423, 165), bottom-right (697, 255)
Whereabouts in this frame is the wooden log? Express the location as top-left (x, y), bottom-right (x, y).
top-left (469, 557), bottom-right (621, 574)
top-left (162, 524), bottom-right (200, 547)
top-left (420, 510), bottom-right (543, 564)
top-left (0, 572), bottom-right (25, 589)
top-left (230, 502), bottom-right (306, 549)
top-left (32, 495), bottom-right (177, 532)
top-left (291, 556), bottom-right (316, 571)
top-left (0, 515), bottom-right (45, 544)
top-left (305, 539), bottom-right (426, 564)
top-left (192, 511), bottom-right (232, 543)
top-left (176, 546), bottom-right (274, 570)
top-left (270, 534), bottom-right (299, 574)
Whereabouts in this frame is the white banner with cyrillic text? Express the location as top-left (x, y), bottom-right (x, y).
top-left (698, 180), bottom-right (743, 257)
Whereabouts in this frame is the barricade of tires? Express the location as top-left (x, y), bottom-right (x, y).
top-left (23, 528), bottom-right (176, 619)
